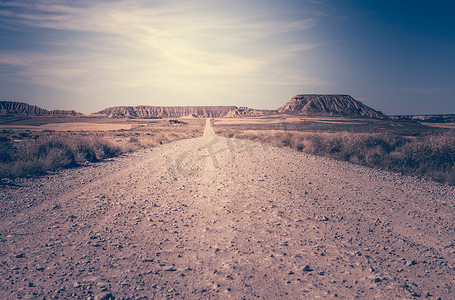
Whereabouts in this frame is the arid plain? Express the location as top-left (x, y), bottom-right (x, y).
top-left (1, 116), bottom-right (454, 299)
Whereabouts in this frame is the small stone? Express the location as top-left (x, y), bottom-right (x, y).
top-left (73, 282), bottom-right (80, 288)
top-left (303, 265), bottom-right (313, 272)
top-left (15, 253), bottom-right (25, 258)
top-left (95, 292), bottom-right (115, 300)
top-left (405, 260), bottom-right (417, 266)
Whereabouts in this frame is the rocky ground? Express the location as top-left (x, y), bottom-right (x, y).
top-left (0, 119), bottom-right (454, 299)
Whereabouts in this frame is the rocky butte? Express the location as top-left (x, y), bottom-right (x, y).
top-left (278, 94), bottom-right (385, 119)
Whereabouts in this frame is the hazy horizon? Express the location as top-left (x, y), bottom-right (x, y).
top-left (1, 0), bottom-right (454, 115)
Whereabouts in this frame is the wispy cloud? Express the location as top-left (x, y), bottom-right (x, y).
top-left (0, 0), bottom-right (325, 109)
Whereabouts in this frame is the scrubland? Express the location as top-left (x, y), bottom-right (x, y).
top-left (0, 118), bottom-right (204, 178)
top-left (213, 116), bottom-right (455, 185)
top-left (1, 120), bottom-right (454, 299)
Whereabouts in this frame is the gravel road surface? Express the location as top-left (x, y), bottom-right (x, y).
top-left (1, 119), bottom-right (454, 299)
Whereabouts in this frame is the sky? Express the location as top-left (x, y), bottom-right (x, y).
top-left (0, 0), bottom-right (454, 115)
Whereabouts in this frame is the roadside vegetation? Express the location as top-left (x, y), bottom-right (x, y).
top-left (0, 119), bottom-right (204, 179)
top-left (213, 117), bottom-right (455, 186)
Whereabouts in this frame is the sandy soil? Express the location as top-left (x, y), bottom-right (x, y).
top-left (1, 119), bottom-right (454, 299)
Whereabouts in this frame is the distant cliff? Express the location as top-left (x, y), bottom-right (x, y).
top-left (97, 106), bottom-right (240, 118)
top-left (0, 101), bottom-right (82, 117)
top-left (1, 95), bottom-right (387, 119)
top-left (278, 95), bottom-right (385, 119)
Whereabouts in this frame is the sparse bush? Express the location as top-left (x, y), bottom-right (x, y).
top-left (74, 139), bottom-right (98, 163)
top-left (0, 136), bottom-right (122, 178)
top-left (0, 118), bottom-right (205, 179)
top-left (0, 141), bottom-right (16, 163)
top-left (217, 128), bottom-right (455, 186)
top-left (98, 140), bottom-right (121, 158)
top-left (128, 137), bottom-right (140, 144)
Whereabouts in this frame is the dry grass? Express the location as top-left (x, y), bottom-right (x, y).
top-left (214, 118), bottom-right (455, 186)
top-left (0, 118), bottom-right (205, 179)
top-left (0, 136), bottom-right (121, 178)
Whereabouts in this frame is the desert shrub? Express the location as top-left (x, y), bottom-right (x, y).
top-left (0, 141), bottom-right (16, 163)
top-left (34, 140), bottom-right (75, 163)
top-left (281, 133), bottom-right (293, 147)
top-left (218, 129), bottom-right (455, 185)
top-left (75, 139), bottom-right (98, 163)
top-left (129, 137), bottom-right (139, 144)
top-left (0, 136), bottom-right (122, 178)
top-left (97, 141), bottom-right (121, 158)
top-left (395, 132), bottom-right (455, 182)
top-left (0, 119), bottom-right (205, 179)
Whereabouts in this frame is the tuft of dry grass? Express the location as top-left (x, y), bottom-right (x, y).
top-left (215, 123), bottom-right (455, 186)
top-left (0, 118), bottom-right (205, 179)
top-left (0, 136), bottom-right (122, 178)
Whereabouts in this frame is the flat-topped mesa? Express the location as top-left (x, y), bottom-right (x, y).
top-left (0, 101), bottom-right (82, 116)
top-left (278, 94), bottom-right (385, 119)
top-left (97, 105), bottom-right (239, 118)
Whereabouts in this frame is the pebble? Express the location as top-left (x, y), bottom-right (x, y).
top-left (303, 265), bottom-right (313, 272)
top-left (164, 266), bottom-right (177, 271)
top-left (406, 260), bottom-right (418, 266)
top-left (94, 292), bottom-right (115, 300)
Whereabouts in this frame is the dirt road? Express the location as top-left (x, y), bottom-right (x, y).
top-left (1, 119), bottom-right (454, 299)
